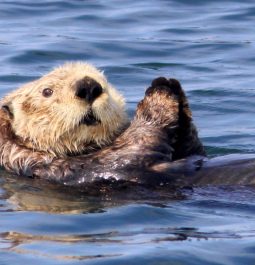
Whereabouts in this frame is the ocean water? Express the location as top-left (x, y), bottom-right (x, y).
top-left (0, 0), bottom-right (255, 264)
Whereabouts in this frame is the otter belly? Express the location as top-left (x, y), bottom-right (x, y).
top-left (30, 153), bottom-right (255, 190)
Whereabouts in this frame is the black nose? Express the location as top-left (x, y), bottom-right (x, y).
top-left (75, 77), bottom-right (103, 103)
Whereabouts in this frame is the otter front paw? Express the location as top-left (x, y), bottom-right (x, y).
top-left (163, 78), bottom-right (206, 159)
top-left (137, 76), bottom-right (205, 160)
top-left (150, 77), bottom-right (192, 121)
top-left (135, 77), bottom-right (180, 128)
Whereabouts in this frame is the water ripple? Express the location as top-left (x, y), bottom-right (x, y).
top-left (1, 0), bottom-right (255, 264)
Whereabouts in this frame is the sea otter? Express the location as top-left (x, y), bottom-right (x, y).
top-left (0, 75), bottom-right (254, 190)
top-left (1, 62), bottom-right (128, 157)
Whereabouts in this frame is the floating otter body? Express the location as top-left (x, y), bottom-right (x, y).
top-left (0, 74), bottom-right (254, 191)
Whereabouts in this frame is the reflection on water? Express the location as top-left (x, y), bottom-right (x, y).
top-left (1, 171), bottom-right (113, 214)
top-left (0, 170), bottom-right (184, 214)
top-left (3, 225), bottom-right (255, 262)
top-left (1, 170), bottom-right (255, 264)
top-left (1, 0), bottom-right (255, 264)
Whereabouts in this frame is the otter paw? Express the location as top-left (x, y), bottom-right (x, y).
top-left (149, 77), bottom-right (192, 121)
top-left (148, 77), bottom-right (184, 98)
top-left (135, 78), bottom-right (180, 128)
top-left (146, 77), bottom-right (173, 97)
top-left (151, 77), bottom-right (170, 87)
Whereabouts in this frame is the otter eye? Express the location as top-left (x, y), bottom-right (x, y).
top-left (42, 88), bottom-right (53, 97)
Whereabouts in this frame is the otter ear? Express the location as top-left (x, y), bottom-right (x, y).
top-left (1, 102), bottom-right (14, 119)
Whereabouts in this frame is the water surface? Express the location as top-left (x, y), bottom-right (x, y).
top-left (0, 0), bottom-right (255, 264)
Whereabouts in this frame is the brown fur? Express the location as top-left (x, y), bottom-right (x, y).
top-left (0, 77), bottom-right (205, 189)
top-left (1, 77), bottom-right (254, 189)
top-left (156, 78), bottom-right (206, 160)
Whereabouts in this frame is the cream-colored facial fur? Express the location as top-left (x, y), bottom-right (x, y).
top-left (1, 62), bottom-right (128, 156)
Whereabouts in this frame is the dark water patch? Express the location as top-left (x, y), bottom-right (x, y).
top-left (9, 49), bottom-right (89, 64)
top-left (161, 27), bottom-right (202, 35)
top-left (221, 7), bottom-right (255, 21)
top-left (132, 62), bottom-right (183, 70)
top-left (170, 0), bottom-right (252, 5)
top-left (188, 187), bottom-right (255, 208)
top-left (203, 134), bottom-right (255, 153)
top-left (0, 74), bottom-right (37, 83)
top-left (190, 89), bottom-right (241, 97)
top-left (0, 1), bottom-right (81, 16)
top-left (131, 62), bottom-right (215, 74)
top-left (205, 146), bottom-right (247, 157)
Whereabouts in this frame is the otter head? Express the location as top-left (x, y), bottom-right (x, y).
top-left (1, 62), bottom-right (128, 156)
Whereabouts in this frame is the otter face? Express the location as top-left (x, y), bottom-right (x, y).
top-left (1, 62), bottom-right (128, 156)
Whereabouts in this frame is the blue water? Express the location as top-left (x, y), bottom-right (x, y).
top-left (0, 0), bottom-right (255, 264)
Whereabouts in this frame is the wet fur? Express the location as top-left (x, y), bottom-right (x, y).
top-left (0, 77), bottom-right (207, 191)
